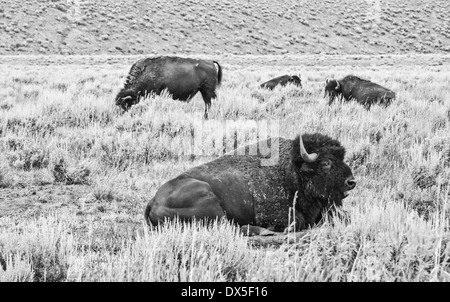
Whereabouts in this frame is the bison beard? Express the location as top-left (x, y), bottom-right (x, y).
top-left (145, 133), bottom-right (355, 235)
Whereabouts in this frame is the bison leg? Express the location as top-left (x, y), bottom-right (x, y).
top-left (145, 176), bottom-right (226, 226)
top-left (200, 89), bottom-right (216, 120)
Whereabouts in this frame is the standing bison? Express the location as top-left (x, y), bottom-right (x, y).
top-left (324, 75), bottom-right (395, 109)
top-left (115, 56), bottom-right (222, 119)
top-left (260, 74), bottom-right (302, 90)
top-left (144, 133), bottom-right (356, 235)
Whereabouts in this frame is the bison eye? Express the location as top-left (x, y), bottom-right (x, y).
top-left (320, 160), bottom-right (331, 170)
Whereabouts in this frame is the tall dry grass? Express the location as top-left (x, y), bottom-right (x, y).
top-left (0, 55), bottom-right (450, 281)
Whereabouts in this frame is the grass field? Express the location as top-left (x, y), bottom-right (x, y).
top-left (1, 54), bottom-right (450, 281)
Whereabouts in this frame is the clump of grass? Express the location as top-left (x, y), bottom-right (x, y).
top-left (52, 158), bottom-right (91, 185)
top-left (411, 165), bottom-right (440, 190)
top-left (6, 146), bottom-right (49, 171)
top-left (347, 145), bottom-right (371, 173)
top-left (50, 83), bottom-right (68, 92)
top-left (93, 183), bottom-right (117, 202)
top-left (66, 166), bottom-right (91, 185)
top-left (11, 77), bottom-right (39, 85)
top-left (4, 117), bottom-right (55, 137)
top-left (0, 253), bottom-right (34, 282)
top-left (0, 101), bottom-right (14, 111)
top-left (52, 158), bottom-right (69, 183)
top-left (0, 215), bottom-right (77, 282)
top-left (368, 128), bottom-right (383, 144)
top-left (0, 170), bottom-right (10, 188)
top-left (401, 187), bottom-right (438, 220)
top-left (431, 115), bottom-right (447, 133)
top-left (77, 76), bottom-right (95, 85)
top-left (250, 90), bottom-right (267, 103)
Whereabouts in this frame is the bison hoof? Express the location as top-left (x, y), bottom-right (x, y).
top-left (239, 225), bottom-right (276, 237)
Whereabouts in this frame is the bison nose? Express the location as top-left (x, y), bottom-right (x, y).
top-left (345, 176), bottom-right (356, 190)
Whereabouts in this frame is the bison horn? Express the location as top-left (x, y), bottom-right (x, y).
top-left (326, 79), bottom-right (329, 84)
top-left (335, 81), bottom-right (340, 90)
top-left (299, 135), bottom-right (318, 163)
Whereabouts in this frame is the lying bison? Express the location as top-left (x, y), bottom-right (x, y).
top-left (324, 75), bottom-right (395, 109)
top-left (115, 56), bottom-right (222, 119)
top-left (144, 133), bottom-right (356, 235)
top-left (260, 74), bottom-right (302, 90)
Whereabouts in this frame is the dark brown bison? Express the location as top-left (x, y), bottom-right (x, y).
top-left (324, 75), bottom-right (395, 109)
top-left (115, 56), bottom-right (222, 119)
top-left (144, 133), bottom-right (356, 236)
top-left (260, 74), bottom-right (302, 90)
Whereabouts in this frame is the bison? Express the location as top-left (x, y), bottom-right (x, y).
top-left (324, 75), bottom-right (395, 109)
top-left (144, 133), bottom-right (356, 236)
top-left (260, 74), bottom-right (302, 90)
top-left (115, 56), bottom-right (222, 119)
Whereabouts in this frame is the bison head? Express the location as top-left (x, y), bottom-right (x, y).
top-left (291, 133), bottom-right (356, 225)
top-left (290, 75), bottom-right (302, 88)
top-left (115, 89), bottom-right (138, 111)
top-left (324, 79), bottom-right (342, 105)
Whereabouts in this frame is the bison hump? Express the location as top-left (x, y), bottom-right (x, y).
top-left (123, 58), bottom-right (149, 88)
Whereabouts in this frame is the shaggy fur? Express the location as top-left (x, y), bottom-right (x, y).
top-left (115, 56), bottom-right (222, 118)
top-left (145, 133), bottom-right (355, 233)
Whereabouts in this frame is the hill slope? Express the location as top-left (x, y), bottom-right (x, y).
top-left (0, 0), bottom-right (449, 55)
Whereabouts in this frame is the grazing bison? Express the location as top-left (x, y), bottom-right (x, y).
top-left (144, 133), bottom-right (356, 235)
top-left (324, 75), bottom-right (395, 109)
top-left (260, 74), bottom-right (302, 90)
top-left (115, 56), bottom-right (222, 119)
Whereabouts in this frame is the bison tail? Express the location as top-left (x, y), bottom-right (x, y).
top-left (213, 61), bottom-right (222, 86)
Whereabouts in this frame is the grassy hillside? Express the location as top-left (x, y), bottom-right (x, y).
top-left (1, 0), bottom-right (449, 55)
top-left (1, 54), bottom-right (450, 281)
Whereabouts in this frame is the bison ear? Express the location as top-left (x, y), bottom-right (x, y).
top-left (300, 162), bottom-right (314, 173)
